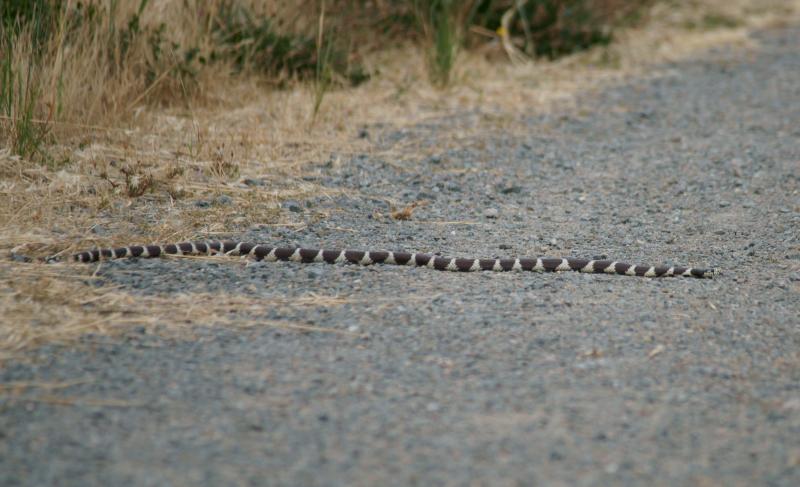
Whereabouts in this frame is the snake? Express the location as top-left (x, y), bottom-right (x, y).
top-left (71, 241), bottom-right (715, 278)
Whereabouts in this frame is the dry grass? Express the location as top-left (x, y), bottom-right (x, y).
top-left (1, 0), bottom-right (798, 358)
top-left (0, 256), bottom-right (440, 362)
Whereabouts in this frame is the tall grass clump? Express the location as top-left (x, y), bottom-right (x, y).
top-left (415, 0), bottom-right (463, 87)
top-left (0, 0), bottom-right (653, 158)
top-left (311, 1), bottom-right (332, 120)
top-left (1, 0), bottom-right (61, 159)
top-left (465, 0), bottom-right (648, 59)
top-left (1, 0), bottom-right (199, 155)
top-left (0, 0), bottom-right (368, 159)
top-left (403, 0), bottom-right (649, 86)
top-left (207, 2), bottom-right (317, 80)
top-left (1, 30), bottom-right (51, 160)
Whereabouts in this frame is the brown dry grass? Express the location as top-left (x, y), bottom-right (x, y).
top-left (1, 0), bottom-right (798, 359)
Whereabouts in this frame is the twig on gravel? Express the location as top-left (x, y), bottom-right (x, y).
top-left (391, 200), bottom-right (428, 221)
top-left (647, 344), bottom-right (665, 359)
top-left (413, 220), bottom-right (481, 225)
top-left (0, 378), bottom-right (93, 394)
top-left (14, 395), bottom-right (146, 408)
top-left (239, 320), bottom-right (364, 337)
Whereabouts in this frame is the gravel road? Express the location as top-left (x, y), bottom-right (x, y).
top-left (2, 25), bottom-right (799, 487)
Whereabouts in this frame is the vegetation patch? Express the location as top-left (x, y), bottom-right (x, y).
top-left (1, 0), bottom-right (796, 355)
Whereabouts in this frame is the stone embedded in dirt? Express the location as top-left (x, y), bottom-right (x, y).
top-left (283, 201), bottom-right (302, 213)
top-left (500, 185), bottom-right (522, 194)
top-left (243, 178), bottom-right (265, 187)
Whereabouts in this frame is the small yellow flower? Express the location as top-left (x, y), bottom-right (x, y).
top-left (496, 26), bottom-right (508, 38)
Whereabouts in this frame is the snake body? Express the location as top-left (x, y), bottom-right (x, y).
top-left (72, 241), bottom-right (714, 278)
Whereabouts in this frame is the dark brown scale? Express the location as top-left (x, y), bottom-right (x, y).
top-left (299, 248), bottom-right (319, 263)
top-left (194, 242), bottom-right (208, 253)
top-left (519, 258), bottom-right (536, 271)
top-left (690, 268), bottom-right (707, 278)
top-left (238, 242), bottom-right (254, 255)
top-left (178, 242), bottom-right (193, 253)
top-left (654, 265), bottom-right (670, 277)
top-left (164, 244), bottom-right (178, 254)
top-left (568, 258), bottom-right (589, 271)
top-left (222, 241), bottom-right (238, 253)
top-left (392, 252), bottom-right (412, 265)
top-left (344, 250), bottom-right (365, 263)
top-left (541, 258), bottom-right (562, 272)
top-left (499, 259), bottom-right (516, 271)
top-left (634, 265), bottom-right (651, 276)
top-left (592, 260), bottom-right (613, 273)
top-left (253, 246), bottom-right (271, 260)
top-left (322, 250), bottom-right (341, 263)
top-left (101, 249), bottom-right (113, 259)
top-left (274, 247), bottom-right (294, 261)
top-left (673, 266), bottom-right (688, 275)
top-left (414, 254), bottom-right (432, 266)
top-left (368, 251), bottom-right (389, 264)
top-left (479, 259), bottom-right (496, 271)
top-left (129, 246), bottom-right (144, 257)
top-left (614, 262), bottom-right (631, 274)
top-left (146, 245), bottom-right (161, 257)
top-left (455, 258), bottom-right (475, 272)
top-left (433, 257), bottom-right (450, 270)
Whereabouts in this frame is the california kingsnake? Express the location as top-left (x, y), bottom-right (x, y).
top-left (72, 241), bottom-right (714, 278)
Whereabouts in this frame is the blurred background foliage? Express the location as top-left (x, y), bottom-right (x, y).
top-left (0, 0), bottom-right (652, 156)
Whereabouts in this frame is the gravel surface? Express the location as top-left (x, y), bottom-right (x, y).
top-left (2, 26), bottom-right (799, 487)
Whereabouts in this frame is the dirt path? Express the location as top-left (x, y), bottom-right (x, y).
top-left (2, 25), bottom-right (799, 487)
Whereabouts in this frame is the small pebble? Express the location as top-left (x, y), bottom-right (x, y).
top-left (243, 178), bottom-right (264, 187)
top-left (283, 201), bottom-right (302, 213)
top-left (484, 208), bottom-right (499, 218)
top-left (500, 185), bottom-right (522, 194)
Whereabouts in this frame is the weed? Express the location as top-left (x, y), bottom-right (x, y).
top-left (684, 13), bottom-right (744, 30)
top-left (415, 0), bottom-right (462, 87)
top-left (1, 0), bottom-right (59, 51)
top-left (209, 2), bottom-right (317, 79)
top-left (465, 0), bottom-right (628, 60)
top-left (121, 166), bottom-right (156, 198)
top-left (311, 1), bottom-right (334, 121)
top-left (0, 37), bottom-right (51, 160)
top-left (208, 145), bottom-right (240, 180)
